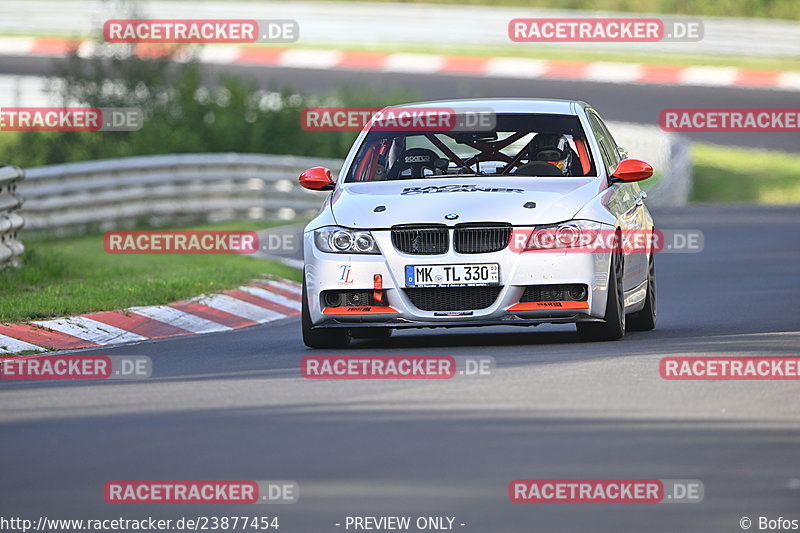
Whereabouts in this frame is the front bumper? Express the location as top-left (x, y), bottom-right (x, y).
top-left (304, 229), bottom-right (612, 329)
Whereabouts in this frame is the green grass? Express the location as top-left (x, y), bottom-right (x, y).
top-left (0, 220), bottom-right (302, 323)
top-left (0, 129), bottom-right (20, 165)
top-left (692, 143), bottom-right (800, 203)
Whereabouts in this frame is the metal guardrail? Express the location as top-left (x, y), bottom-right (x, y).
top-left (20, 153), bottom-right (343, 234)
top-left (0, 165), bottom-right (25, 268)
top-left (18, 124), bottom-right (691, 235)
top-left (609, 123), bottom-right (693, 207)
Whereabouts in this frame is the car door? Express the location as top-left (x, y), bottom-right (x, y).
top-left (587, 111), bottom-right (648, 292)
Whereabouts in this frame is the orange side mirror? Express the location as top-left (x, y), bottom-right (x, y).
top-left (610, 159), bottom-right (653, 183)
top-left (299, 167), bottom-right (334, 190)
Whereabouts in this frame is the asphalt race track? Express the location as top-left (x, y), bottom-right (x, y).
top-left (1, 205), bottom-right (799, 532)
top-left (1, 56), bottom-right (800, 152)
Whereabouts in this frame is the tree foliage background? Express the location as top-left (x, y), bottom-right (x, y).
top-left (0, 41), bottom-right (413, 167)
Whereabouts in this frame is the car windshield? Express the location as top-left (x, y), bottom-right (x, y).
top-left (345, 113), bottom-right (597, 183)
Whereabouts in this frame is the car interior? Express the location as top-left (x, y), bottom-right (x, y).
top-left (347, 113), bottom-right (597, 182)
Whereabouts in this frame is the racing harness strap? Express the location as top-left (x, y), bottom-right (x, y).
top-left (574, 139), bottom-right (592, 175)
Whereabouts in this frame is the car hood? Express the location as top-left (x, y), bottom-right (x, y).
top-left (331, 177), bottom-right (601, 228)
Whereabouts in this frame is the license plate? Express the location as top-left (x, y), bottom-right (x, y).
top-left (405, 263), bottom-right (499, 287)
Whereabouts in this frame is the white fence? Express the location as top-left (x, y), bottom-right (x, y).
top-left (1, 0), bottom-right (798, 57)
top-left (0, 165), bottom-right (25, 268)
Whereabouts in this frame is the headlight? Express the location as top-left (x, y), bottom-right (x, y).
top-left (314, 226), bottom-right (381, 254)
top-left (524, 220), bottom-right (603, 250)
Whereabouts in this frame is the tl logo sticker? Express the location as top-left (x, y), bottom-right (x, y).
top-left (339, 265), bottom-right (354, 285)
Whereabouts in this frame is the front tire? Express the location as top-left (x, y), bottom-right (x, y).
top-left (627, 252), bottom-right (657, 331)
top-left (301, 275), bottom-right (351, 349)
top-left (576, 250), bottom-right (626, 342)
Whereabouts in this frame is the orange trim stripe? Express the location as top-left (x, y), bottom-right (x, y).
top-left (508, 301), bottom-right (589, 312)
top-left (574, 139), bottom-right (592, 175)
top-left (323, 306), bottom-right (398, 315)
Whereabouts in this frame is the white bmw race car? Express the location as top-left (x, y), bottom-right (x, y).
top-left (299, 99), bottom-right (657, 348)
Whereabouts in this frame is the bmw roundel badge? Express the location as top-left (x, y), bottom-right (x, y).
top-left (444, 213), bottom-right (459, 220)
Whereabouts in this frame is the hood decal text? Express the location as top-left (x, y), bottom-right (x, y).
top-left (401, 184), bottom-right (524, 195)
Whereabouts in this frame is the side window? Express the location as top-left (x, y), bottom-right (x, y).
top-left (594, 112), bottom-right (622, 165)
top-left (587, 114), bottom-right (616, 176)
